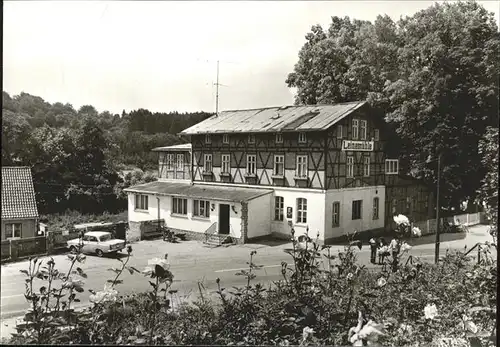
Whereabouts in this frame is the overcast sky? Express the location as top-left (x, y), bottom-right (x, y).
top-left (3, 1), bottom-right (499, 114)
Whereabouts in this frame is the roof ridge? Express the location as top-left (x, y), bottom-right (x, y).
top-left (179, 100), bottom-right (368, 135)
top-left (219, 100), bottom-right (366, 113)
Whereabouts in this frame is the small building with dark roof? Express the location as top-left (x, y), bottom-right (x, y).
top-left (1, 166), bottom-right (40, 240)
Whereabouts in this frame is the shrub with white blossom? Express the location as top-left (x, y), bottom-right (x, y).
top-left (412, 226), bottom-right (422, 237)
top-left (393, 214), bottom-right (410, 226)
top-left (10, 224), bottom-right (497, 346)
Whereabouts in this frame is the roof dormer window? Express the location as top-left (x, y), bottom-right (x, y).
top-left (276, 133), bottom-right (283, 144)
top-left (298, 132), bottom-right (307, 144)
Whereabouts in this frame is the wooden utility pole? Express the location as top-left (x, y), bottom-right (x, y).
top-left (434, 152), bottom-right (442, 264)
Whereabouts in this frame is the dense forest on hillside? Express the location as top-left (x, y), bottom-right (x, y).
top-left (2, 91), bottom-right (211, 215)
top-left (2, 91), bottom-right (211, 170)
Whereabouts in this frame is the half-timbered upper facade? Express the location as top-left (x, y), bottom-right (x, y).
top-left (153, 144), bottom-right (192, 181)
top-left (181, 101), bottom-right (395, 191)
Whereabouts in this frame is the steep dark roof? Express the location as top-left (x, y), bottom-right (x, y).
top-left (1, 166), bottom-right (39, 220)
top-left (179, 100), bottom-right (366, 135)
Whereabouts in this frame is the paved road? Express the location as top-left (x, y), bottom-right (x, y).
top-left (1, 225), bottom-right (494, 324)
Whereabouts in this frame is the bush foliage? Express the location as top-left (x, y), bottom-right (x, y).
top-left (40, 211), bottom-right (128, 232)
top-left (9, 229), bottom-right (497, 346)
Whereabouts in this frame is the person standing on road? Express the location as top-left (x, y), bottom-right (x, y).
top-left (369, 237), bottom-right (377, 264)
top-left (390, 237), bottom-right (401, 259)
top-left (390, 236), bottom-right (401, 272)
top-left (377, 237), bottom-right (387, 265)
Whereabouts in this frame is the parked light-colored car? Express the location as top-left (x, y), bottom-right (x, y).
top-left (67, 231), bottom-right (126, 257)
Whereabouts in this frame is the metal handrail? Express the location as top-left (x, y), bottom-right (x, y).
top-left (204, 222), bottom-right (218, 243)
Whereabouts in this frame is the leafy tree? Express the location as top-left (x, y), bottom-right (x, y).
top-left (21, 126), bottom-right (78, 214)
top-left (1, 109), bottom-right (32, 165)
top-left (2, 90), bottom-right (210, 214)
top-left (78, 105), bottom-right (98, 117)
top-left (286, 1), bottom-right (499, 209)
top-left (65, 120), bottom-right (123, 214)
top-left (114, 168), bottom-right (157, 201)
top-left (477, 126), bottom-right (498, 229)
top-left (286, 16), bottom-right (398, 105)
top-left (14, 92), bottom-right (52, 118)
top-left (383, 1), bottom-right (499, 210)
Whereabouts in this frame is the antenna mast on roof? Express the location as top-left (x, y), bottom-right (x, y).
top-left (200, 58), bottom-right (233, 116)
top-left (213, 61), bottom-right (229, 117)
top-left (215, 60), bottom-right (220, 117)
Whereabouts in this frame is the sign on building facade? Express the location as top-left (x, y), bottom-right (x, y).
top-left (341, 140), bottom-right (374, 152)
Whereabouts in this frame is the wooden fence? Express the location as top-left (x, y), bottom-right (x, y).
top-left (1, 240), bottom-right (11, 260)
top-left (50, 230), bottom-right (80, 251)
top-left (1, 236), bottom-right (47, 261)
top-left (413, 212), bottom-right (483, 236)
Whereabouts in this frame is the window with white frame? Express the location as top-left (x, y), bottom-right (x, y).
top-left (247, 154), bottom-right (256, 175)
top-left (332, 202), bottom-right (340, 227)
top-left (297, 198), bottom-right (307, 223)
top-left (385, 159), bottom-right (399, 174)
top-left (166, 154), bottom-right (174, 171)
top-left (5, 223), bottom-right (22, 239)
top-left (274, 155), bottom-right (284, 176)
top-left (406, 197), bottom-right (411, 212)
top-left (172, 197), bottom-right (188, 215)
top-left (352, 200), bottom-right (362, 220)
top-left (176, 154), bottom-right (184, 171)
top-left (363, 156), bottom-right (370, 177)
top-left (392, 198), bottom-right (397, 213)
top-left (205, 134), bottom-right (211, 144)
top-left (223, 134), bottom-right (229, 144)
top-left (373, 197), bottom-right (379, 220)
top-left (352, 119), bottom-right (359, 139)
top-left (204, 154), bottom-right (212, 172)
top-left (248, 134), bottom-right (256, 144)
top-left (135, 194), bottom-right (148, 211)
top-left (221, 154), bottom-right (230, 173)
top-left (374, 129), bottom-right (380, 141)
top-left (296, 155), bottom-right (308, 177)
top-left (347, 156), bottom-right (354, 178)
top-left (274, 196), bottom-right (284, 221)
top-left (338, 125), bottom-right (343, 138)
top-left (298, 132), bottom-right (307, 143)
top-left (360, 120), bottom-right (367, 140)
top-left (193, 199), bottom-right (210, 218)
top-left (276, 133), bottom-right (283, 143)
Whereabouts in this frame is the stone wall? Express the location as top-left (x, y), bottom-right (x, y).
top-left (127, 220), bottom-right (241, 244)
top-left (128, 219), bottom-right (165, 242)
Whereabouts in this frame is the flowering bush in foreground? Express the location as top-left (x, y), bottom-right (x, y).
top-left (10, 228), bottom-right (497, 346)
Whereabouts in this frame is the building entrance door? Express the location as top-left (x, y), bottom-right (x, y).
top-left (219, 204), bottom-right (230, 234)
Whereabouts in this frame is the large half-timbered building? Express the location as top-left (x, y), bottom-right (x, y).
top-left (125, 101), bottom-right (434, 244)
